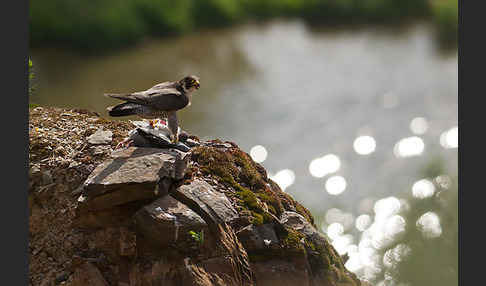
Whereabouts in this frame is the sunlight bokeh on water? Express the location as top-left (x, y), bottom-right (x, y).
top-left (249, 145), bottom-right (268, 163)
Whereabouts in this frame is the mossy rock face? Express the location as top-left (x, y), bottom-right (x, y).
top-left (189, 143), bottom-right (361, 285)
top-left (190, 144), bottom-right (314, 227)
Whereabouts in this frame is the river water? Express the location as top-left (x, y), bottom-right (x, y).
top-left (31, 20), bottom-right (458, 285)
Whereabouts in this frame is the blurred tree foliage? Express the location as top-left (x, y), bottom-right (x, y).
top-left (429, 0), bottom-right (458, 45)
top-left (29, 0), bottom-right (457, 52)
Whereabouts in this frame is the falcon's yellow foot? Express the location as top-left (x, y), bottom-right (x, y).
top-left (170, 134), bottom-right (179, 144)
top-left (149, 120), bottom-right (155, 129)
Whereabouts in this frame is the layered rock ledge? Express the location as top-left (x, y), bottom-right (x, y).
top-left (29, 107), bottom-right (367, 286)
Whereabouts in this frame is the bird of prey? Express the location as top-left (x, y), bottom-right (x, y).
top-left (105, 75), bottom-right (200, 144)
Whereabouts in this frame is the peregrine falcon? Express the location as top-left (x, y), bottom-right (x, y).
top-left (105, 75), bottom-right (200, 144)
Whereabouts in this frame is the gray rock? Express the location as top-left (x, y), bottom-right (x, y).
top-left (171, 179), bottom-right (239, 227)
top-left (87, 128), bottom-right (113, 145)
top-left (90, 145), bottom-right (111, 155)
top-left (134, 195), bottom-right (206, 248)
top-left (236, 224), bottom-right (279, 251)
top-left (280, 211), bottom-right (344, 285)
top-left (79, 147), bottom-right (189, 210)
top-left (184, 139), bottom-right (200, 148)
top-left (280, 211), bottom-right (329, 243)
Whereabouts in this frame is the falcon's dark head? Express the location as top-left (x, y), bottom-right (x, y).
top-left (180, 75), bottom-right (200, 92)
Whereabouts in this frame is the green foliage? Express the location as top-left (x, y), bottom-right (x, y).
top-left (28, 58), bottom-right (34, 97)
top-left (241, 0), bottom-right (307, 18)
top-left (188, 230), bottom-right (204, 244)
top-left (192, 0), bottom-right (243, 27)
top-left (134, 0), bottom-right (193, 35)
top-left (29, 0), bottom-right (457, 52)
top-left (30, 0), bottom-right (147, 51)
top-left (429, 0), bottom-right (458, 44)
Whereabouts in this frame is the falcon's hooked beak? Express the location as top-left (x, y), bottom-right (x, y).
top-left (194, 80), bottom-right (200, 89)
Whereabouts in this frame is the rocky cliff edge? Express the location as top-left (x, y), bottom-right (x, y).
top-left (29, 107), bottom-right (367, 286)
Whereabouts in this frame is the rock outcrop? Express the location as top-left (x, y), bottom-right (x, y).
top-left (29, 107), bottom-right (365, 286)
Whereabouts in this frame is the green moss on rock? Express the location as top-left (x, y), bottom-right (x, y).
top-left (281, 227), bottom-right (306, 251)
top-left (191, 145), bottom-right (315, 226)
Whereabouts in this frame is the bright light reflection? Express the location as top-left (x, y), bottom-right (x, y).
top-left (383, 249), bottom-right (395, 268)
top-left (435, 175), bottom-right (452, 189)
top-left (249, 145), bottom-right (268, 163)
top-left (327, 222), bottom-right (344, 240)
top-left (358, 239), bottom-right (377, 267)
top-left (412, 179), bottom-right (436, 199)
top-left (269, 169), bottom-right (295, 191)
top-left (347, 197), bottom-right (414, 281)
top-left (416, 212), bottom-right (442, 238)
top-left (345, 254), bottom-right (362, 272)
top-left (393, 243), bottom-right (412, 262)
top-left (332, 234), bottom-right (354, 255)
top-left (393, 136), bottom-right (425, 158)
top-left (440, 126), bottom-right (458, 149)
top-left (362, 265), bottom-right (382, 282)
top-left (383, 215), bottom-right (406, 239)
top-left (326, 176), bottom-right (347, 195)
top-left (350, 195), bottom-right (417, 281)
top-left (346, 244), bottom-right (359, 255)
top-left (374, 197), bottom-right (401, 221)
top-left (353, 136), bottom-right (376, 155)
top-left (410, 117), bottom-right (428, 135)
top-left (356, 214), bottom-right (372, 232)
top-left (309, 154), bottom-right (341, 178)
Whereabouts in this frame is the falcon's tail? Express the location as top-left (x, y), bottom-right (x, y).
top-left (104, 93), bottom-right (135, 101)
top-left (107, 102), bottom-right (141, 117)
